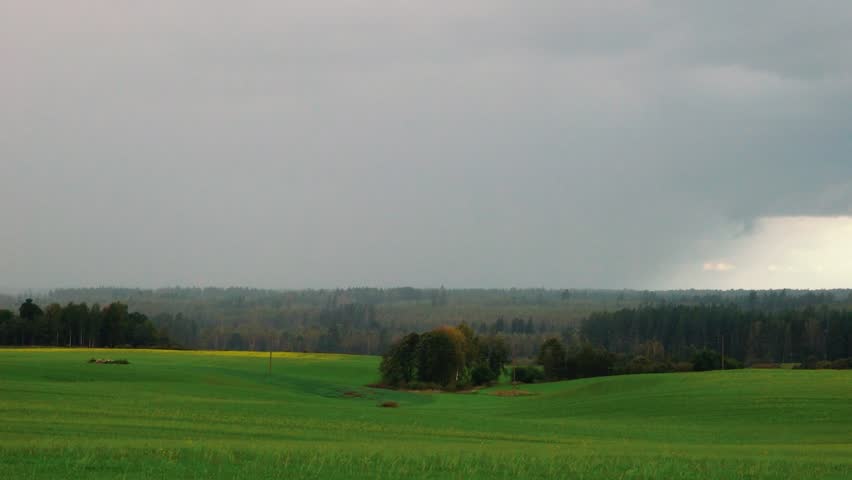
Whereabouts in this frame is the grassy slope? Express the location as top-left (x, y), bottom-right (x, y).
top-left (0, 349), bottom-right (850, 479)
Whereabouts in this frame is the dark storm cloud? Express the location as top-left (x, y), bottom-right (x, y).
top-left (2, 1), bottom-right (851, 289)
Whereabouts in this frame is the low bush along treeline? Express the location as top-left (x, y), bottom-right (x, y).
top-left (379, 327), bottom-right (752, 390)
top-left (529, 337), bottom-right (744, 383)
top-left (795, 357), bottom-right (852, 370)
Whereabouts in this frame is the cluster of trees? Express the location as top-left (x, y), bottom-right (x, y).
top-left (582, 304), bottom-right (852, 364)
top-left (379, 324), bottom-right (511, 389)
top-left (519, 337), bottom-right (743, 384)
top-left (379, 330), bottom-right (750, 391)
top-left (0, 299), bottom-right (171, 347)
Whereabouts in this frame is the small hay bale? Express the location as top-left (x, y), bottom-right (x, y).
top-left (88, 358), bottom-right (130, 365)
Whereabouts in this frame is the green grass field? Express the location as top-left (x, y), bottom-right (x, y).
top-left (1, 349), bottom-right (850, 479)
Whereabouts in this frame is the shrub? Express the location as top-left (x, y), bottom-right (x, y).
top-left (799, 355), bottom-right (819, 369)
top-left (793, 357), bottom-right (852, 369)
top-left (692, 349), bottom-right (721, 372)
top-left (623, 355), bottom-right (670, 374)
top-left (724, 357), bottom-right (744, 369)
top-left (749, 363), bottom-right (780, 369)
top-left (470, 365), bottom-right (496, 386)
top-left (513, 366), bottom-right (545, 384)
top-left (672, 362), bottom-right (694, 372)
top-left (831, 358), bottom-right (851, 370)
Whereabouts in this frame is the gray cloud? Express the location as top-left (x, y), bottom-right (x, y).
top-left (2, 1), bottom-right (851, 289)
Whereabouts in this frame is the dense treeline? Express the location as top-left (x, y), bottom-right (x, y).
top-left (1, 287), bottom-right (638, 354)
top-left (2, 288), bottom-right (852, 359)
top-left (582, 304), bottom-right (852, 364)
top-left (379, 324), bottom-right (511, 389)
top-left (18, 286), bottom-right (850, 310)
top-left (0, 299), bottom-right (172, 347)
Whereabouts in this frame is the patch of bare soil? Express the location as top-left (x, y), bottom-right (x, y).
top-left (491, 389), bottom-right (535, 397)
top-left (369, 384), bottom-right (441, 394)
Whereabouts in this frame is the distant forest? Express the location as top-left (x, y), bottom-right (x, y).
top-left (1, 287), bottom-right (851, 364)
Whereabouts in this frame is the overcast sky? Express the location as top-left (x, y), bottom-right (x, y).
top-left (2, 1), bottom-right (851, 290)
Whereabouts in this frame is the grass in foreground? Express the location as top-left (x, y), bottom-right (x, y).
top-left (1, 348), bottom-right (851, 479)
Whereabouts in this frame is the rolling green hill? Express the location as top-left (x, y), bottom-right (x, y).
top-left (1, 348), bottom-right (850, 479)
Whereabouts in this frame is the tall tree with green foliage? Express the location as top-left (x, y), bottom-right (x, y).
top-left (474, 335), bottom-right (511, 383)
top-left (379, 333), bottom-right (420, 386)
top-left (415, 327), bottom-right (465, 386)
top-left (100, 302), bottom-right (129, 347)
top-left (18, 298), bottom-right (43, 344)
top-left (538, 338), bottom-right (567, 380)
